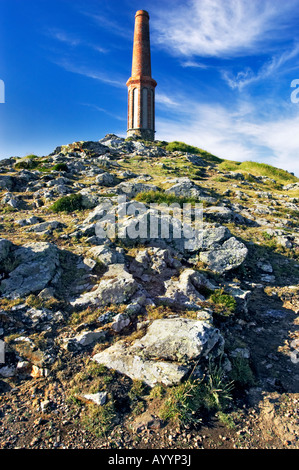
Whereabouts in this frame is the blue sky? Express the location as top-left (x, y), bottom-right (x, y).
top-left (1, 0), bottom-right (299, 175)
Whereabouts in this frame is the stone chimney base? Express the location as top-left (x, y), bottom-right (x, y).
top-left (127, 128), bottom-right (155, 141)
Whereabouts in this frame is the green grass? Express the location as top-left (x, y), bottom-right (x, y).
top-left (217, 411), bottom-right (237, 429)
top-left (158, 379), bottom-right (204, 426)
top-left (14, 155), bottom-right (40, 170)
top-left (229, 356), bottom-right (255, 388)
top-left (52, 163), bottom-right (68, 172)
top-left (201, 360), bottom-right (234, 411)
top-left (128, 380), bottom-right (148, 416)
top-left (50, 193), bottom-right (84, 213)
top-left (80, 402), bottom-right (117, 437)
top-left (159, 361), bottom-right (234, 426)
top-left (36, 166), bottom-right (52, 173)
top-left (210, 289), bottom-right (237, 316)
top-left (1, 205), bottom-right (17, 214)
top-left (218, 160), bottom-right (298, 184)
top-left (165, 141), bottom-right (223, 163)
top-left (135, 190), bottom-right (200, 205)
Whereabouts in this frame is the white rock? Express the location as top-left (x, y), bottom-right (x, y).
top-left (111, 313), bottom-right (131, 332)
top-left (83, 392), bottom-right (107, 406)
top-left (74, 330), bottom-right (106, 347)
top-left (93, 317), bottom-right (224, 387)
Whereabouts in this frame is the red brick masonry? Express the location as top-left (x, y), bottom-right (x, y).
top-left (127, 10), bottom-right (157, 141)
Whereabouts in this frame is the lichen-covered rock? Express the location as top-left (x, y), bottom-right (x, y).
top-left (88, 244), bottom-right (125, 265)
top-left (93, 341), bottom-right (189, 387)
top-left (134, 318), bottom-right (223, 362)
top-left (95, 172), bottom-right (117, 186)
top-left (185, 154), bottom-right (206, 166)
top-left (200, 237), bottom-right (248, 274)
top-left (27, 220), bottom-right (65, 233)
top-left (159, 269), bottom-right (210, 308)
top-left (0, 175), bottom-right (14, 191)
top-left (165, 178), bottom-right (204, 199)
top-left (129, 247), bottom-right (180, 279)
top-left (69, 330), bottom-right (106, 348)
top-left (93, 317), bottom-right (224, 387)
top-left (82, 199), bottom-right (116, 225)
top-left (112, 182), bottom-right (158, 198)
top-left (99, 134), bottom-right (129, 151)
top-left (0, 238), bottom-right (15, 263)
top-left (70, 264), bottom-right (139, 309)
top-left (82, 392), bottom-right (107, 406)
top-left (1, 192), bottom-right (26, 209)
top-left (205, 206), bottom-right (245, 224)
top-left (199, 224), bottom-right (231, 250)
top-left (0, 242), bottom-right (60, 298)
top-left (15, 216), bottom-right (44, 227)
top-left (111, 313), bottom-right (131, 332)
top-left (79, 192), bottom-right (100, 209)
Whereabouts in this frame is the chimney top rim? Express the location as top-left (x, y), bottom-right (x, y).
top-left (135, 10), bottom-right (150, 18)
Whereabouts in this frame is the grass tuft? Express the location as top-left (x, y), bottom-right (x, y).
top-left (50, 193), bottom-right (84, 213)
top-left (135, 190), bottom-right (200, 205)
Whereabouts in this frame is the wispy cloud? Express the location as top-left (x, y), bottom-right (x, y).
top-left (48, 28), bottom-right (107, 53)
top-left (152, 0), bottom-right (299, 59)
top-left (155, 92), bottom-right (180, 107)
top-left (222, 44), bottom-right (299, 89)
top-left (81, 103), bottom-right (126, 121)
top-left (180, 60), bottom-right (208, 69)
top-left (54, 58), bottom-right (125, 88)
top-left (81, 12), bottom-right (131, 40)
top-left (50, 30), bottom-right (81, 47)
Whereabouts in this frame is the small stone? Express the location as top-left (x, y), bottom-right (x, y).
top-left (111, 313), bottom-right (131, 332)
top-left (40, 399), bottom-right (51, 412)
top-left (83, 392), bottom-right (107, 406)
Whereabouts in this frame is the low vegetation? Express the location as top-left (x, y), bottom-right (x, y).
top-left (229, 355), bottom-right (255, 388)
top-left (14, 155), bottom-right (40, 170)
top-left (52, 163), bottom-right (68, 172)
top-left (50, 193), bottom-right (84, 213)
top-left (210, 289), bottom-right (237, 316)
top-left (158, 379), bottom-right (204, 426)
top-left (135, 190), bottom-right (199, 206)
top-left (80, 402), bottom-right (117, 437)
top-left (165, 141), bottom-right (223, 163)
top-left (218, 160), bottom-right (298, 184)
top-left (159, 360), bottom-right (234, 426)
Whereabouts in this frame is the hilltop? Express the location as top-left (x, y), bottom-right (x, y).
top-left (0, 134), bottom-right (298, 449)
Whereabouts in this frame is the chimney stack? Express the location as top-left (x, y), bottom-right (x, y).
top-left (126, 10), bottom-right (157, 141)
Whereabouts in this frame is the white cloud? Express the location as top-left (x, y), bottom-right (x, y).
top-left (237, 116), bottom-right (299, 173)
top-left (153, 0), bottom-right (299, 59)
top-left (156, 99), bottom-right (299, 176)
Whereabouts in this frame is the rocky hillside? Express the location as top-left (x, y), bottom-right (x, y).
top-left (0, 134), bottom-right (298, 449)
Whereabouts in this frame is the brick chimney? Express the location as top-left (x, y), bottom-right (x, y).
top-left (126, 10), bottom-right (157, 141)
